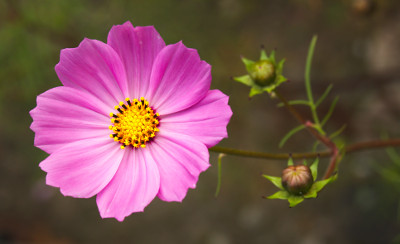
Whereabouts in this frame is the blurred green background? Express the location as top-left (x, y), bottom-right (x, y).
top-left (2, 0), bottom-right (400, 243)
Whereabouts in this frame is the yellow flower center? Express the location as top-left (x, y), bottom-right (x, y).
top-left (109, 97), bottom-right (160, 149)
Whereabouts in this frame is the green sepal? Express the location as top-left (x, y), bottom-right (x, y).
top-left (287, 157), bottom-right (294, 166)
top-left (233, 75), bottom-right (253, 86)
top-left (262, 79), bottom-right (286, 93)
top-left (266, 190), bottom-right (289, 200)
top-left (309, 157), bottom-right (319, 181)
top-left (263, 175), bottom-right (284, 190)
top-left (276, 59), bottom-right (285, 75)
top-left (288, 195), bottom-right (304, 207)
top-left (241, 57), bottom-right (255, 73)
top-left (276, 74), bottom-right (287, 83)
top-left (267, 50), bottom-right (276, 64)
top-left (303, 174), bottom-right (337, 199)
top-left (303, 188), bottom-right (318, 199)
top-left (260, 49), bottom-right (268, 61)
top-left (249, 86), bottom-right (264, 97)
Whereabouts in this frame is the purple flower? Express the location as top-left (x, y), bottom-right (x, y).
top-left (30, 21), bottom-right (232, 221)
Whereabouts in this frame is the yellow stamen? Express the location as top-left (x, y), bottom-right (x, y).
top-left (109, 98), bottom-right (160, 149)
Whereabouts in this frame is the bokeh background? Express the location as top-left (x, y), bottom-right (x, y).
top-left (2, 0), bottom-right (400, 243)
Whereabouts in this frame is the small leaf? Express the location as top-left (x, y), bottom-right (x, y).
top-left (279, 124), bottom-right (306, 148)
top-left (386, 147), bottom-right (400, 168)
top-left (233, 75), bottom-right (253, 86)
top-left (310, 157), bottom-right (319, 181)
top-left (381, 132), bottom-right (400, 168)
top-left (305, 35), bottom-right (318, 106)
top-left (277, 100), bottom-right (310, 108)
top-left (315, 84), bottom-right (333, 107)
top-left (263, 175), bottom-right (284, 190)
top-left (375, 165), bottom-right (400, 183)
top-left (288, 195), bottom-right (304, 207)
top-left (266, 190), bottom-right (289, 200)
top-left (214, 153), bottom-right (225, 198)
top-left (329, 124), bottom-right (347, 139)
top-left (312, 141), bottom-right (320, 152)
top-left (321, 96), bottom-right (339, 126)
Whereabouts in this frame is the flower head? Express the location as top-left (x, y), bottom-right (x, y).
top-left (233, 49), bottom-right (287, 97)
top-left (281, 165), bottom-right (313, 195)
top-left (30, 21), bottom-right (232, 221)
top-left (263, 157), bottom-right (336, 207)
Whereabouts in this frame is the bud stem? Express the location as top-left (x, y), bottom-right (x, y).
top-left (272, 89), bottom-right (339, 179)
top-left (210, 138), bottom-right (400, 160)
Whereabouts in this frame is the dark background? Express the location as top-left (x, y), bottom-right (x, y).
top-left (1, 0), bottom-right (400, 243)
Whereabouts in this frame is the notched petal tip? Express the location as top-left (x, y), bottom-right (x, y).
top-left (121, 20), bottom-right (134, 28)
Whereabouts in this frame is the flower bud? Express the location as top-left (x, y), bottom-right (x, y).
top-left (281, 165), bottom-right (313, 195)
top-left (249, 60), bottom-right (276, 86)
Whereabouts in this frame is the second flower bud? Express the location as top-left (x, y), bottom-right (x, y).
top-left (281, 165), bottom-right (314, 195)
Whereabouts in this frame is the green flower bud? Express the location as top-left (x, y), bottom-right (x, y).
top-left (249, 60), bottom-right (276, 86)
top-left (234, 49), bottom-right (287, 97)
top-left (281, 165), bottom-right (313, 195)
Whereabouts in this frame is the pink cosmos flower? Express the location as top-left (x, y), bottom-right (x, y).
top-left (30, 21), bottom-right (232, 221)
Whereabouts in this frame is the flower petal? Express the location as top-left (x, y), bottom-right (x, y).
top-left (161, 89), bottom-right (232, 148)
top-left (96, 148), bottom-right (160, 221)
top-left (55, 38), bottom-right (128, 106)
top-left (39, 137), bottom-right (123, 198)
top-left (146, 41), bottom-right (211, 115)
top-left (30, 86), bottom-right (111, 154)
top-left (107, 21), bottom-right (166, 99)
top-left (147, 131), bottom-right (210, 202)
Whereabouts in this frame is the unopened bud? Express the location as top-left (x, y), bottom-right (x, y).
top-left (281, 165), bottom-right (313, 195)
top-left (249, 60), bottom-right (276, 86)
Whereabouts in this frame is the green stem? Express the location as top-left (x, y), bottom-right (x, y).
top-left (275, 88), bottom-right (337, 178)
top-left (305, 35), bottom-right (320, 126)
top-left (210, 138), bottom-right (400, 161)
top-left (210, 146), bottom-right (329, 160)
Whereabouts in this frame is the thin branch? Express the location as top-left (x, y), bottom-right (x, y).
top-left (210, 146), bottom-right (329, 159)
top-left (345, 139), bottom-right (400, 153)
top-left (274, 90), bottom-right (334, 148)
top-left (209, 138), bottom-right (400, 161)
top-left (274, 89), bottom-right (338, 179)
